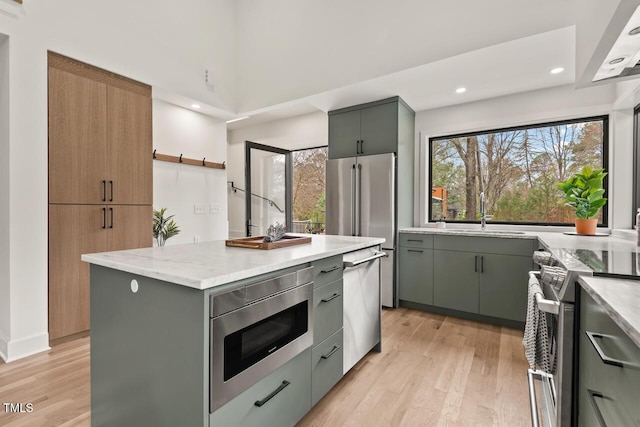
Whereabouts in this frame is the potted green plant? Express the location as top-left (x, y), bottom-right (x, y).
top-left (556, 166), bottom-right (607, 235)
top-left (153, 208), bottom-right (180, 246)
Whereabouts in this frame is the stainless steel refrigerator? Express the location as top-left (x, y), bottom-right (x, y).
top-left (326, 153), bottom-right (396, 307)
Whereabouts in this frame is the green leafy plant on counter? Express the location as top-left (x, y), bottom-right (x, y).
top-left (556, 166), bottom-right (608, 219)
top-left (153, 208), bottom-right (180, 246)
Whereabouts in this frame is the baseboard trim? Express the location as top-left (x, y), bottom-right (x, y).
top-left (0, 329), bottom-right (8, 362)
top-left (1, 332), bottom-right (50, 363)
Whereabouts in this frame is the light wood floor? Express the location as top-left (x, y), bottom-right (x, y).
top-left (0, 308), bottom-right (530, 427)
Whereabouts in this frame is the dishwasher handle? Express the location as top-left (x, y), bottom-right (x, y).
top-left (343, 251), bottom-right (387, 268)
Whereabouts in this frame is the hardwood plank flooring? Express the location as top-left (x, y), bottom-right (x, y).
top-left (0, 308), bottom-right (530, 427)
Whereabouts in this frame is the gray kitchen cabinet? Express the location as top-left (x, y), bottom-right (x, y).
top-left (398, 247), bottom-right (434, 305)
top-left (478, 254), bottom-right (532, 322)
top-left (311, 329), bottom-right (343, 406)
top-left (313, 279), bottom-right (343, 346)
top-left (433, 250), bottom-right (479, 313)
top-left (328, 97), bottom-right (414, 159)
top-left (578, 290), bottom-right (640, 427)
top-left (210, 349), bottom-right (312, 427)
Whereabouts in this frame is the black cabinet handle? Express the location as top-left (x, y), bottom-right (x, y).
top-left (407, 249), bottom-right (423, 253)
top-left (320, 265), bottom-right (341, 274)
top-left (481, 256), bottom-right (484, 273)
top-left (102, 208), bottom-right (106, 229)
top-left (407, 239), bottom-right (423, 243)
top-left (321, 293), bottom-right (340, 303)
top-left (321, 345), bottom-right (341, 360)
top-left (587, 389), bottom-right (609, 427)
top-left (254, 380), bottom-right (290, 407)
top-left (360, 139), bottom-right (364, 154)
top-left (356, 140), bottom-right (361, 154)
top-left (475, 255), bottom-right (478, 272)
top-left (109, 180), bottom-right (114, 202)
top-left (109, 208), bottom-right (114, 229)
top-left (585, 331), bottom-right (624, 367)
top-left (102, 180), bottom-right (106, 202)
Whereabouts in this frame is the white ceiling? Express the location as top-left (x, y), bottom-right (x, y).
top-left (230, 26), bottom-right (576, 130)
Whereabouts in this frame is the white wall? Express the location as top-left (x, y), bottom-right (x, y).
top-left (0, 0), bottom-right (236, 362)
top-left (0, 33), bottom-right (9, 360)
top-left (235, 0), bottom-right (574, 112)
top-left (153, 100), bottom-right (229, 245)
top-left (227, 112), bottom-right (328, 237)
top-left (414, 84), bottom-right (621, 227)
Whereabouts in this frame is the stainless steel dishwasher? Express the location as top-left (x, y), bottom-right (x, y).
top-left (342, 246), bottom-right (386, 374)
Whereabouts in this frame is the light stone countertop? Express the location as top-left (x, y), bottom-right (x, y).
top-left (82, 234), bottom-right (385, 290)
top-left (578, 275), bottom-right (640, 348)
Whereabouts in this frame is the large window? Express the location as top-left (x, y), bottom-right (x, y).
top-left (428, 116), bottom-right (608, 225)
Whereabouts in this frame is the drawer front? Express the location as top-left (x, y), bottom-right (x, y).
top-left (313, 279), bottom-right (343, 346)
top-left (399, 233), bottom-right (433, 249)
top-left (433, 234), bottom-right (534, 255)
top-left (210, 349), bottom-right (311, 427)
top-left (312, 255), bottom-right (343, 289)
top-left (312, 329), bottom-right (344, 406)
top-left (580, 291), bottom-right (640, 426)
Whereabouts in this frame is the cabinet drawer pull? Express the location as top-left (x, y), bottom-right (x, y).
top-left (407, 239), bottom-right (423, 243)
top-left (587, 389), bottom-right (608, 427)
top-left (407, 249), bottom-right (423, 253)
top-left (109, 180), bottom-right (114, 202)
top-left (585, 331), bottom-right (624, 367)
top-left (254, 380), bottom-right (290, 407)
top-left (321, 293), bottom-right (340, 303)
top-left (102, 180), bottom-right (106, 202)
top-left (102, 208), bottom-right (106, 229)
top-left (480, 256), bottom-right (484, 273)
top-left (109, 208), bottom-right (114, 229)
top-left (321, 345), bottom-right (341, 360)
top-left (320, 265), bottom-right (341, 274)
top-left (475, 255), bottom-right (478, 273)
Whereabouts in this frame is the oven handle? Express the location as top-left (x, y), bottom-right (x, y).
top-left (528, 271), bottom-right (560, 315)
top-left (254, 380), bottom-right (290, 408)
top-left (527, 369), bottom-right (554, 427)
top-left (585, 331), bottom-right (624, 368)
top-left (344, 251), bottom-right (387, 268)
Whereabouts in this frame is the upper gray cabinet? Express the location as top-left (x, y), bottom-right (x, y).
top-left (328, 97), bottom-right (414, 159)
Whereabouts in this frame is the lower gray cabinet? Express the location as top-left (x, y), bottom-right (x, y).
top-left (313, 279), bottom-right (343, 346)
top-left (433, 250), bottom-right (478, 313)
top-left (312, 329), bottom-right (343, 406)
top-left (209, 349), bottom-right (311, 427)
top-left (478, 254), bottom-right (531, 322)
top-left (398, 247), bottom-right (434, 305)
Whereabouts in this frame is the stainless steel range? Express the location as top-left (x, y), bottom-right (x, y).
top-left (526, 251), bottom-right (592, 427)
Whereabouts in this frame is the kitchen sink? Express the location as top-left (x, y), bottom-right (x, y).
top-left (450, 229), bottom-right (526, 235)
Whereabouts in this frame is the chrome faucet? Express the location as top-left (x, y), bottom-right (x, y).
top-left (480, 192), bottom-right (492, 231)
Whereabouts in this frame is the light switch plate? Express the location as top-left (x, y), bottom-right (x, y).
top-left (194, 204), bottom-right (207, 214)
top-left (210, 205), bottom-right (221, 214)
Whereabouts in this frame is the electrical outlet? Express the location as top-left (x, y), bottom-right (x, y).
top-left (210, 205), bottom-right (221, 214)
top-left (194, 204), bottom-right (207, 214)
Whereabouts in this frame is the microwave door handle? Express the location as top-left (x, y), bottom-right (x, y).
top-left (343, 251), bottom-right (387, 268)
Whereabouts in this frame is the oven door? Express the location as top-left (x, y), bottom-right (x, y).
top-left (210, 282), bottom-right (313, 412)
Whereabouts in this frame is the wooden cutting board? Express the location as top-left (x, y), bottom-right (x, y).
top-left (225, 234), bottom-right (312, 250)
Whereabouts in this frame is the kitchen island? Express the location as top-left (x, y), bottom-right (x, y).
top-left (81, 234), bottom-right (385, 427)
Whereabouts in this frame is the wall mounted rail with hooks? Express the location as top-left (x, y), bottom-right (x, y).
top-left (153, 149), bottom-right (225, 169)
top-left (227, 181), bottom-right (284, 213)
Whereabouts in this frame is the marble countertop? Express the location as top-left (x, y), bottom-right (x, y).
top-left (82, 235), bottom-right (385, 290)
top-left (579, 275), bottom-right (640, 348)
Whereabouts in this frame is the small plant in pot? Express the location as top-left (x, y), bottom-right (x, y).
top-left (557, 167), bottom-right (607, 235)
top-left (153, 208), bottom-right (180, 246)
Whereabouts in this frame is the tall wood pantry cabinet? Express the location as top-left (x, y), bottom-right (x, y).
top-left (48, 52), bottom-right (152, 342)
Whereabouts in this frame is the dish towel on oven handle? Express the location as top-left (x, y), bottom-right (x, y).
top-left (523, 274), bottom-right (555, 374)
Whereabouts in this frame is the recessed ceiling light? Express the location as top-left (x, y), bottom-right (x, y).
top-left (191, 104), bottom-right (201, 109)
top-left (455, 87), bottom-right (466, 94)
top-left (629, 26), bottom-right (640, 36)
top-left (609, 57), bottom-right (625, 65)
top-left (226, 116), bottom-right (250, 124)
top-left (550, 67), bottom-right (565, 74)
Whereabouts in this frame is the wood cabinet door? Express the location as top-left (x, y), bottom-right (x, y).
top-left (48, 67), bottom-right (107, 204)
top-left (49, 204), bottom-right (108, 340)
top-left (107, 86), bottom-right (152, 205)
top-left (328, 110), bottom-right (360, 159)
top-left (433, 249), bottom-right (479, 313)
top-left (359, 102), bottom-right (398, 155)
top-left (107, 205), bottom-right (152, 251)
top-left (478, 254), bottom-right (532, 322)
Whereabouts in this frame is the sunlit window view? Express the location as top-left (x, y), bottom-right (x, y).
top-left (292, 147), bottom-right (327, 234)
top-left (428, 117), bottom-right (608, 225)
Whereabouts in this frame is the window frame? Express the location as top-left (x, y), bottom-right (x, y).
top-left (633, 105), bottom-right (640, 224)
top-left (427, 115), bottom-right (610, 227)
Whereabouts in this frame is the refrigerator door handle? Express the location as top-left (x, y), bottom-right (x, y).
top-left (355, 164), bottom-right (362, 236)
top-left (351, 164), bottom-right (356, 236)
